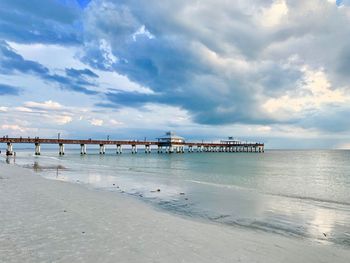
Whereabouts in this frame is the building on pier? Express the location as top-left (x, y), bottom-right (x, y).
top-left (157, 131), bottom-right (185, 153)
top-left (220, 136), bottom-right (242, 145)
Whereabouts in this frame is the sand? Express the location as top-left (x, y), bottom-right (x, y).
top-left (0, 162), bottom-right (349, 263)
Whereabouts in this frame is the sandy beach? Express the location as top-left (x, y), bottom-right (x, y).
top-left (0, 162), bottom-right (349, 263)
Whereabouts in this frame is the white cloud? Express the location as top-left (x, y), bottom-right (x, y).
top-left (110, 119), bottom-right (123, 125)
top-left (54, 115), bottom-right (73, 125)
top-left (1, 124), bottom-right (29, 132)
top-left (256, 126), bottom-right (272, 132)
top-left (263, 66), bottom-right (349, 119)
top-left (99, 39), bottom-right (118, 67)
top-left (24, 100), bottom-right (63, 110)
top-left (90, 118), bottom-right (104, 126)
top-left (132, 25), bottom-right (155, 41)
top-left (260, 0), bottom-right (289, 27)
top-left (14, 107), bottom-right (33, 112)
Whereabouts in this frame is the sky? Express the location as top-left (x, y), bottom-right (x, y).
top-left (1, 0), bottom-right (350, 149)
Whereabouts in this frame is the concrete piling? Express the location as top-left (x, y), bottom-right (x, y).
top-left (59, 143), bottom-right (65, 155)
top-left (35, 143), bottom-right (41, 155)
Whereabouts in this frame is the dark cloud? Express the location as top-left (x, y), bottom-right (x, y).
top-left (81, 0), bottom-right (350, 130)
top-left (65, 68), bottom-right (99, 78)
top-left (0, 0), bottom-right (81, 44)
top-left (82, 0), bottom-right (290, 125)
top-left (0, 83), bottom-right (20, 95)
top-left (0, 40), bottom-right (49, 75)
top-left (43, 74), bottom-right (99, 95)
top-left (0, 41), bottom-right (98, 95)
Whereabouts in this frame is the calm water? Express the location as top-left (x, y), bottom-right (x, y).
top-left (4, 148), bottom-right (350, 246)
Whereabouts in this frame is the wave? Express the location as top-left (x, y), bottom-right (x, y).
top-left (187, 179), bottom-right (350, 208)
top-left (267, 193), bottom-right (350, 207)
top-left (187, 179), bottom-right (253, 191)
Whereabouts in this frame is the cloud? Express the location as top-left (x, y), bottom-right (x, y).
top-left (43, 73), bottom-right (99, 95)
top-left (65, 68), bottom-right (99, 78)
top-left (299, 106), bottom-right (350, 132)
top-left (55, 115), bottom-right (73, 125)
top-left (2, 0), bottom-right (350, 147)
top-left (81, 0), bottom-right (350, 130)
top-left (24, 100), bottom-right (63, 110)
top-left (263, 67), bottom-right (349, 120)
top-left (0, 83), bottom-right (20, 95)
top-left (260, 0), bottom-right (289, 27)
top-left (6, 42), bottom-right (154, 94)
top-left (0, 41), bottom-right (99, 95)
top-left (110, 119), bottom-right (123, 125)
top-left (0, 0), bottom-right (81, 44)
top-left (90, 118), bottom-right (104, 126)
top-left (1, 124), bottom-right (30, 132)
top-left (132, 25), bottom-right (155, 41)
top-left (0, 40), bottom-right (49, 75)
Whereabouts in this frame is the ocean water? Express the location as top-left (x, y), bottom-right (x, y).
top-left (3, 147), bottom-right (350, 247)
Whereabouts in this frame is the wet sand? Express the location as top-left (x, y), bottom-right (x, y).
top-left (0, 162), bottom-right (349, 263)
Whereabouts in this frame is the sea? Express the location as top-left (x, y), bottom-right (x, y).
top-left (3, 147), bottom-right (350, 247)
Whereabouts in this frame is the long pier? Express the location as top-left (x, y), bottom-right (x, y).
top-left (0, 137), bottom-right (264, 156)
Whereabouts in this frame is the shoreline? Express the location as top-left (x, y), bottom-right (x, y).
top-left (1, 162), bottom-right (349, 262)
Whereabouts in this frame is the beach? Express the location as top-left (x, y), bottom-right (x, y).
top-left (1, 162), bottom-right (349, 263)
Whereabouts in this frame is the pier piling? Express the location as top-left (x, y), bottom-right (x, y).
top-left (99, 144), bottom-right (105, 154)
top-left (59, 143), bottom-right (65, 155)
top-left (131, 145), bottom-right (137, 154)
top-left (80, 144), bottom-right (87, 155)
top-left (35, 143), bottom-right (41, 155)
top-left (116, 144), bottom-right (122, 154)
top-left (6, 142), bottom-right (13, 156)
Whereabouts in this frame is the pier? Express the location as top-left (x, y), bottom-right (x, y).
top-left (0, 132), bottom-right (264, 156)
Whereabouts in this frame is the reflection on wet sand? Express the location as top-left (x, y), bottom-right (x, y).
top-left (309, 207), bottom-right (350, 245)
top-left (28, 161), bottom-right (67, 172)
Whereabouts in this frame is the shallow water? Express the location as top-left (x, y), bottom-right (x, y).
top-left (3, 148), bottom-right (350, 247)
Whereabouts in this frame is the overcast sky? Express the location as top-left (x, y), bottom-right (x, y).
top-left (1, 0), bottom-right (350, 148)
